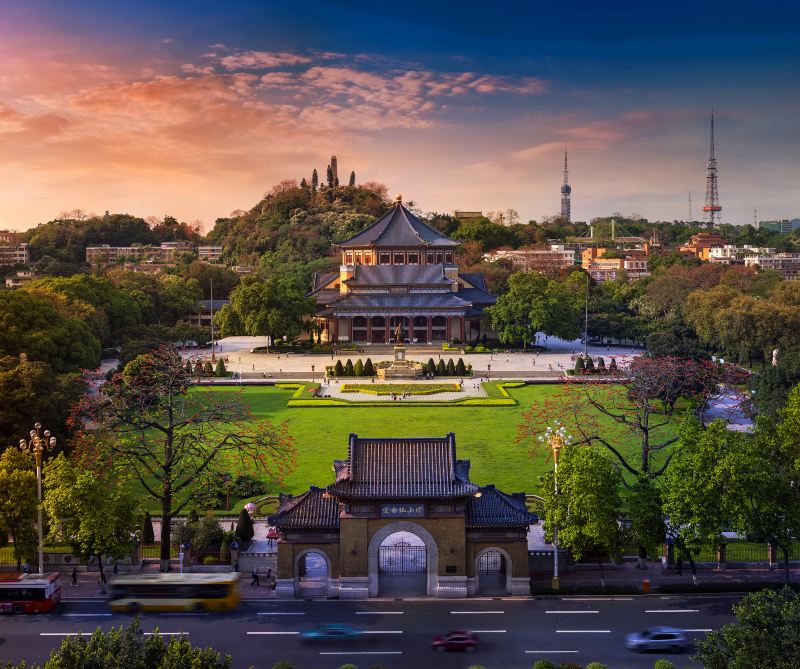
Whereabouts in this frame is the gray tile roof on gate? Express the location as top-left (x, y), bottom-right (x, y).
top-left (328, 433), bottom-right (480, 500)
top-left (268, 486), bottom-right (340, 530)
top-left (346, 264), bottom-right (452, 285)
top-left (338, 202), bottom-right (459, 249)
top-left (466, 485), bottom-right (539, 529)
top-left (323, 293), bottom-right (472, 310)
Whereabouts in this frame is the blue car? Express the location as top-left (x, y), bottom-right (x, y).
top-left (299, 624), bottom-right (364, 642)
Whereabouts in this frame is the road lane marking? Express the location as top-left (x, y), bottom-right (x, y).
top-left (355, 611), bottom-right (404, 615)
top-left (451, 610), bottom-right (504, 614)
top-left (144, 632), bottom-right (187, 636)
top-left (257, 612), bottom-right (306, 615)
top-left (363, 630), bottom-right (403, 634)
top-left (645, 609), bottom-right (699, 613)
top-left (472, 629), bottom-right (506, 633)
top-left (563, 597), bottom-right (633, 601)
top-left (525, 650), bottom-right (580, 654)
top-left (41, 631), bottom-right (188, 637)
top-left (319, 652), bottom-right (403, 656)
top-left (63, 613), bottom-right (112, 617)
top-left (546, 610), bottom-right (599, 614)
top-left (556, 630), bottom-right (611, 633)
top-left (246, 631), bottom-right (299, 635)
top-left (685, 628), bottom-right (713, 632)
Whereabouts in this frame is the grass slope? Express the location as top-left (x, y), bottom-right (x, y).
top-left (191, 383), bottom-right (677, 497)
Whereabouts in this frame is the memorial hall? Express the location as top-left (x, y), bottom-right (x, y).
top-left (269, 433), bottom-right (536, 598)
top-left (310, 195), bottom-right (496, 344)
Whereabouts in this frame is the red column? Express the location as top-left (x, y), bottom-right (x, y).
top-left (427, 317), bottom-right (432, 343)
top-left (460, 316), bottom-right (465, 341)
top-left (367, 316), bottom-right (372, 343)
top-left (385, 316), bottom-right (390, 343)
top-left (332, 318), bottom-right (338, 342)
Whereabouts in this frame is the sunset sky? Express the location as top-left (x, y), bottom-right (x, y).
top-left (1, 0), bottom-right (799, 231)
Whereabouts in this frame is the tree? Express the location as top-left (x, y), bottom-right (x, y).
top-left (344, 359), bottom-right (354, 376)
top-left (311, 169), bottom-right (318, 192)
top-left (2, 617), bottom-right (233, 668)
top-left (141, 511), bottom-right (155, 545)
top-left (363, 358), bottom-right (374, 376)
top-left (43, 454), bottom-right (139, 571)
top-left (574, 357), bottom-right (585, 374)
top-left (0, 449), bottom-right (37, 570)
top-left (693, 587), bottom-right (800, 669)
top-left (540, 444), bottom-right (622, 586)
top-left (436, 359), bottom-right (446, 376)
top-left (349, 171), bottom-right (356, 187)
top-left (300, 177), bottom-right (308, 188)
top-left (627, 477), bottom-right (665, 568)
top-left (72, 347), bottom-right (296, 570)
top-left (426, 358), bottom-right (436, 374)
top-left (354, 359), bottom-right (364, 377)
top-left (184, 261), bottom-right (239, 300)
top-left (446, 358), bottom-right (456, 375)
top-left (455, 358), bottom-right (466, 376)
top-left (225, 274), bottom-right (315, 350)
top-left (203, 360), bottom-right (213, 376)
top-left (236, 507), bottom-right (254, 542)
top-left (334, 360), bottom-right (344, 377)
top-left (488, 272), bottom-right (581, 349)
top-left (214, 359), bottom-right (227, 377)
top-left (326, 165), bottom-right (334, 188)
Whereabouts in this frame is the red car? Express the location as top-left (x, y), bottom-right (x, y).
top-left (431, 630), bottom-right (479, 653)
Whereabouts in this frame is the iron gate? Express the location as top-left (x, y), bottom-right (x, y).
top-left (478, 550), bottom-right (504, 574)
top-left (379, 543), bottom-right (426, 574)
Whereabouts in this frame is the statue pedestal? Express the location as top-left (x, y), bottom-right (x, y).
top-left (376, 343), bottom-right (423, 380)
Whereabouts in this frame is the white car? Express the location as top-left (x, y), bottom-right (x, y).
top-left (625, 626), bottom-right (692, 653)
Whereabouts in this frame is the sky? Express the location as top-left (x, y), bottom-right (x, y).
top-left (1, 0), bottom-right (799, 231)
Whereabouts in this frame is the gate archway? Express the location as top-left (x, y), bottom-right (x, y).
top-left (294, 548), bottom-right (331, 597)
top-left (368, 521), bottom-right (438, 597)
top-left (475, 547), bottom-right (512, 595)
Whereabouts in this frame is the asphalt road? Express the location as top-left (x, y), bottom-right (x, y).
top-left (0, 595), bottom-right (739, 668)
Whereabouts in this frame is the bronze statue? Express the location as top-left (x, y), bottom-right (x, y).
top-left (394, 323), bottom-right (404, 343)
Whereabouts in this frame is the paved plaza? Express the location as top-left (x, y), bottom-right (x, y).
top-left (190, 336), bottom-right (642, 380)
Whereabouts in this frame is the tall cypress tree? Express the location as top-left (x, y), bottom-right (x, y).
top-left (311, 169), bottom-right (318, 192)
top-left (141, 511), bottom-right (155, 544)
top-left (326, 165), bottom-right (334, 188)
top-left (235, 508), bottom-right (254, 542)
top-left (349, 171), bottom-right (356, 187)
top-left (300, 177), bottom-right (308, 188)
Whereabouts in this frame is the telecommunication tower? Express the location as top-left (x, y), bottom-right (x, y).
top-left (560, 147), bottom-right (571, 223)
top-left (702, 112), bottom-right (722, 226)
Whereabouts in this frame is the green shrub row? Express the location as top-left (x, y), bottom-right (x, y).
top-left (340, 383), bottom-right (460, 395)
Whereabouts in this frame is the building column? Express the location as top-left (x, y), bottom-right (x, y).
top-left (332, 318), bottom-right (338, 342)
top-left (460, 316), bottom-right (465, 341)
top-left (427, 317), bottom-right (432, 343)
top-left (384, 317), bottom-right (390, 343)
top-left (367, 316), bottom-right (372, 342)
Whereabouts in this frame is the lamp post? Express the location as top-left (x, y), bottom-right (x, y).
top-left (311, 364), bottom-right (315, 383)
top-left (19, 422), bottom-right (56, 576)
top-left (539, 423), bottom-right (571, 591)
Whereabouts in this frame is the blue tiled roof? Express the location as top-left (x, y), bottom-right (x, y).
top-left (338, 203), bottom-right (458, 249)
top-left (347, 264), bottom-right (451, 285)
top-left (466, 485), bottom-right (538, 528)
top-left (326, 293), bottom-right (472, 310)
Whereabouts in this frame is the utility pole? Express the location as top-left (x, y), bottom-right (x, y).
top-left (688, 192), bottom-right (692, 222)
top-left (583, 272), bottom-right (589, 358)
top-left (210, 278), bottom-right (215, 362)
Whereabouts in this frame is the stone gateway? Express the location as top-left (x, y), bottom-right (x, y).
top-left (268, 433), bottom-right (537, 598)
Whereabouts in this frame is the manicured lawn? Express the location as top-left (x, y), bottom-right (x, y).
top-left (190, 382), bottom-right (677, 497)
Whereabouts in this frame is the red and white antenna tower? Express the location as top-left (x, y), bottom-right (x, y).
top-left (702, 111), bottom-right (722, 227)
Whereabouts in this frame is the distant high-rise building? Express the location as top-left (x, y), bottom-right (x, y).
top-left (702, 112), bottom-right (722, 227)
top-left (330, 155), bottom-right (339, 186)
top-left (560, 149), bottom-right (571, 223)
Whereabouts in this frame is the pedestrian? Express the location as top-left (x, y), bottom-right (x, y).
top-left (234, 559), bottom-right (239, 572)
top-left (266, 568), bottom-right (272, 586)
top-left (113, 563), bottom-right (118, 575)
top-left (71, 567), bottom-right (78, 587)
top-left (100, 569), bottom-right (107, 586)
top-left (252, 363), bottom-right (255, 371)
top-left (251, 567), bottom-right (260, 586)
top-left (22, 559), bottom-right (31, 574)
top-left (548, 364), bottom-right (553, 371)
top-left (677, 556), bottom-right (683, 576)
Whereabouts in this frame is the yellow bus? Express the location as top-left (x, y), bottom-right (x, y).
top-left (108, 573), bottom-right (240, 613)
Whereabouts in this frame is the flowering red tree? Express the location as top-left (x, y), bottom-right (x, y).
top-left (71, 346), bottom-right (296, 571)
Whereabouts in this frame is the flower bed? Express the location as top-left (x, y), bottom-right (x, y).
top-left (340, 383), bottom-right (460, 395)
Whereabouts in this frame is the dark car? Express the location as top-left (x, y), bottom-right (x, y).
top-left (431, 630), bottom-right (479, 653)
top-left (299, 624), bottom-right (364, 642)
top-left (625, 626), bottom-right (692, 653)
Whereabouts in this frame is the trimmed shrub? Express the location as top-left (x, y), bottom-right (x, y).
top-left (235, 507), bottom-right (254, 542)
top-left (436, 359), bottom-right (447, 376)
top-left (532, 661), bottom-right (556, 669)
top-left (354, 359), bottom-right (364, 376)
top-left (609, 357), bottom-right (618, 372)
top-left (344, 358), bottom-right (354, 376)
top-left (364, 358), bottom-right (374, 376)
top-left (586, 664), bottom-right (607, 669)
top-left (597, 356), bottom-right (606, 371)
top-left (214, 358), bottom-right (227, 377)
top-left (272, 662), bottom-right (294, 669)
top-left (557, 664), bottom-right (582, 669)
top-left (585, 356), bottom-right (595, 372)
top-left (446, 358), bottom-right (456, 375)
top-left (202, 555), bottom-right (217, 565)
top-left (455, 358), bottom-right (467, 375)
top-left (465, 345), bottom-right (473, 352)
top-left (334, 360), bottom-right (344, 376)
top-left (338, 665), bottom-right (358, 669)
top-left (203, 360), bottom-right (213, 376)
top-left (141, 511), bottom-right (155, 544)
top-left (184, 360), bottom-right (193, 374)
top-left (653, 661), bottom-right (675, 669)
top-left (475, 345), bottom-right (486, 352)
top-left (426, 358), bottom-right (436, 374)
top-left (574, 357), bottom-right (585, 374)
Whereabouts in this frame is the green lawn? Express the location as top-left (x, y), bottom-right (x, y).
top-left (189, 382), bottom-right (677, 498)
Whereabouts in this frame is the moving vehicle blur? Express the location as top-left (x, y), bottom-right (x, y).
top-left (0, 573), bottom-right (61, 614)
top-left (108, 573), bottom-right (239, 612)
top-left (625, 626), bottom-right (692, 653)
top-left (431, 630), bottom-right (479, 652)
top-left (299, 624), bottom-right (364, 642)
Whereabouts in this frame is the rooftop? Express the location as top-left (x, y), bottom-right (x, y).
top-left (339, 200), bottom-right (458, 249)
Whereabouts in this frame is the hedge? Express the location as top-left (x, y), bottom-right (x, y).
top-left (287, 382), bottom-right (521, 407)
top-left (340, 383), bottom-right (460, 395)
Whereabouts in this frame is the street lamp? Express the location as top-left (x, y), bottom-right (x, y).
top-left (311, 364), bottom-right (315, 383)
top-left (538, 422), bottom-right (572, 591)
top-left (19, 422), bottom-right (56, 576)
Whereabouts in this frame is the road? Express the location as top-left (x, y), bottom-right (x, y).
top-left (0, 595), bottom-right (738, 668)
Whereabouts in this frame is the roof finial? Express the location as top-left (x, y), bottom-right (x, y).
top-left (394, 193), bottom-right (402, 203)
